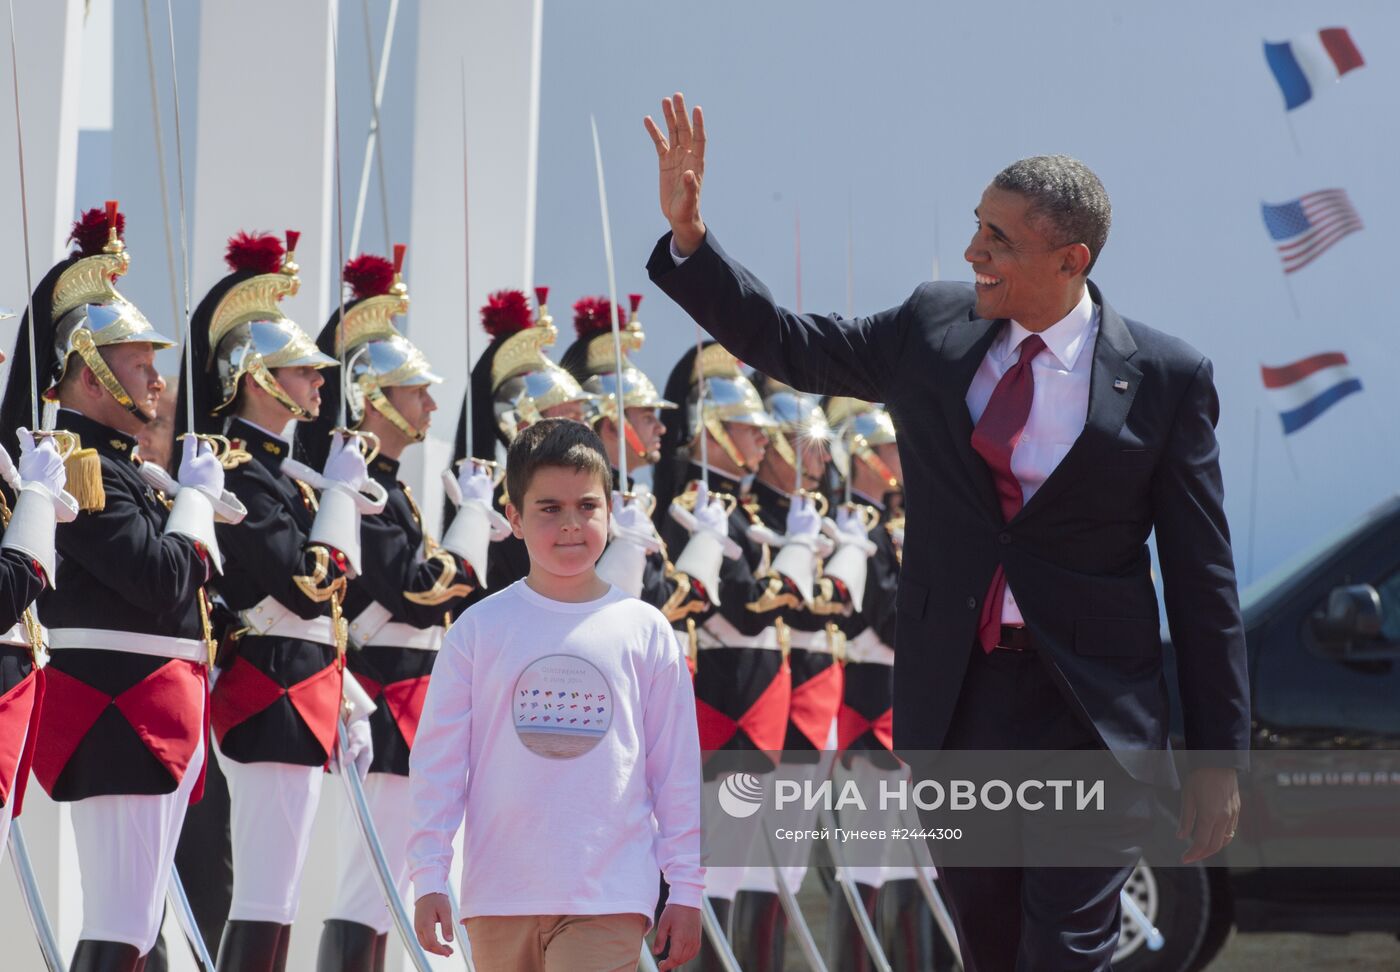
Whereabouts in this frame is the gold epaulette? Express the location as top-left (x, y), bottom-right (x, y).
top-left (405, 551), bottom-right (475, 606)
top-left (745, 573), bottom-right (802, 614)
top-left (293, 545), bottom-right (346, 603)
top-left (660, 569), bottom-right (707, 624)
top-left (808, 575), bottom-right (852, 617)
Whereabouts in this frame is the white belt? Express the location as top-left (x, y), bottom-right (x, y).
top-left (785, 625), bottom-right (844, 656)
top-left (364, 621), bottom-right (444, 651)
top-left (694, 614), bottom-right (783, 652)
top-left (348, 601), bottom-right (443, 651)
top-left (47, 627), bottom-right (208, 664)
top-left (240, 595), bottom-right (338, 647)
top-left (845, 629), bottom-right (895, 666)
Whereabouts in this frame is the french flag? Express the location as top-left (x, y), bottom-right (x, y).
top-left (1261, 352), bottom-right (1362, 434)
top-left (1264, 28), bottom-right (1364, 111)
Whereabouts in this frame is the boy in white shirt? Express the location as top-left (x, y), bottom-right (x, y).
top-left (409, 418), bottom-right (703, 970)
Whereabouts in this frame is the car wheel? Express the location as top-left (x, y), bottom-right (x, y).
top-left (1113, 861), bottom-right (1210, 972)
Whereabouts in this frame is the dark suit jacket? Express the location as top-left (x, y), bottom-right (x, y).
top-left (649, 232), bottom-right (1250, 785)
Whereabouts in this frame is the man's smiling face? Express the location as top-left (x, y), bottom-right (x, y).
top-left (965, 185), bottom-right (1079, 328)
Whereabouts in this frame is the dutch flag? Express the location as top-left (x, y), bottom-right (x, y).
top-left (1264, 28), bottom-right (1364, 111)
top-left (1261, 352), bottom-right (1362, 435)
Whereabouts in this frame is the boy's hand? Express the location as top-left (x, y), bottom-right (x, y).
top-left (653, 903), bottom-right (701, 970)
top-left (414, 893), bottom-right (455, 957)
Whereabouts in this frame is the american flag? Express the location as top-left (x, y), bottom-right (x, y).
top-left (1261, 189), bottom-right (1363, 274)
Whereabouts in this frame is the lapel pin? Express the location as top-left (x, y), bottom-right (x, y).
top-left (1113, 379), bottom-right (1130, 392)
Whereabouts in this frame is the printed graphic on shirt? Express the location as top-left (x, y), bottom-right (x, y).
top-left (512, 653), bottom-right (614, 759)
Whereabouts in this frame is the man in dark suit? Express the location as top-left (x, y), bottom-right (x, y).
top-left (643, 93), bottom-right (1248, 971)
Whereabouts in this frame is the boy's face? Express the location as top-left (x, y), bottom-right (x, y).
top-left (506, 465), bottom-right (610, 579)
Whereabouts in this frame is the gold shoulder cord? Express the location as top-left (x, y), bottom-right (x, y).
top-left (401, 484), bottom-right (473, 608)
top-left (0, 494), bottom-right (46, 664)
top-left (198, 588), bottom-right (217, 669)
top-left (660, 567), bottom-right (707, 624)
top-left (745, 574), bottom-right (801, 614)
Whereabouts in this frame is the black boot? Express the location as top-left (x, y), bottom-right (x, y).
top-left (215, 920), bottom-right (283, 972)
top-left (730, 890), bottom-right (787, 972)
top-left (677, 896), bottom-right (731, 972)
top-left (315, 919), bottom-right (378, 972)
top-left (879, 879), bottom-right (944, 971)
top-left (371, 933), bottom-right (387, 972)
top-left (828, 881), bottom-right (881, 971)
top-left (71, 940), bottom-right (143, 972)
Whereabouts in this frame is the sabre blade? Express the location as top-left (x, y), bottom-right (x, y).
top-left (162, 0), bottom-right (196, 432)
top-left (588, 115), bottom-right (628, 494)
top-left (6, 0), bottom-right (38, 429)
top-left (460, 60), bottom-right (473, 451)
top-left (330, 5), bottom-right (349, 428)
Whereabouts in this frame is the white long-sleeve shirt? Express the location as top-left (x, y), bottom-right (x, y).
top-left (407, 579), bottom-right (704, 920)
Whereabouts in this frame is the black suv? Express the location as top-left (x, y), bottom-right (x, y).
top-left (1116, 495), bottom-right (1400, 971)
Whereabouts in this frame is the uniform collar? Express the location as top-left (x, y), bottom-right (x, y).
top-left (999, 286), bottom-right (1097, 371)
top-left (685, 462), bottom-right (743, 497)
top-left (751, 478), bottom-right (790, 511)
top-left (227, 417), bottom-right (291, 473)
top-left (57, 408), bottom-right (139, 462)
top-left (370, 454), bottom-right (401, 486)
top-left (853, 487), bottom-right (887, 511)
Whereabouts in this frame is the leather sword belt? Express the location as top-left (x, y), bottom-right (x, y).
top-left (348, 601), bottom-right (444, 651)
top-left (47, 627), bottom-right (209, 664)
top-left (996, 624), bottom-right (1034, 652)
top-left (239, 596), bottom-right (338, 647)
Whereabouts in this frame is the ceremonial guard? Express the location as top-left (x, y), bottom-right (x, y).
top-left (653, 342), bottom-right (812, 967)
top-left (823, 397), bottom-right (936, 970)
top-left (0, 204), bottom-right (222, 972)
top-left (178, 230), bottom-right (377, 971)
top-left (0, 336), bottom-right (71, 859)
top-left (448, 288), bottom-right (594, 591)
top-left (726, 378), bottom-right (874, 971)
top-left (558, 293), bottom-right (678, 602)
top-left (306, 249), bottom-right (498, 970)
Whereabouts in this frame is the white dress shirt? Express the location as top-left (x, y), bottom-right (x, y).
top-left (965, 286), bottom-right (1099, 625)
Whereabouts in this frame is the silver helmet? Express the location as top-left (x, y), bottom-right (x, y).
top-left (50, 205), bottom-right (176, 419)
top-left (827, 396), bottom-right (900, 490)
top-left (683, 343), bottom-right (776, 472)
top-left (335, 248), bottom-right (442, 442)
top-left (207, 232), bottom-right (336, 420)
top-left (489, 292), bottom-right (595, 442)
top-left (760, 378), bottom-right (833, 472)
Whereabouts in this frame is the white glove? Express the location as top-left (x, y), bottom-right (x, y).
top-left (692, 481), bottom-right (731, 537)
top-left (783, 495), bottom-right (822, 546)
top-left (831, 505), bottom-right (879, 555)
top-left (322, 433), bottom-right (369, 491)
top-left (178, 435), bottom-right (226, 500)
top-left (17, 429), bottom-right (66, 496)
top-left (457, 461), bottom-right (495, 507)
top-left (610, 490), bottom-right (661, 554)
top-left (340, 716), bottom-right (373, 779)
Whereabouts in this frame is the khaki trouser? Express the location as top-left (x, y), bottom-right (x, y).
top-left (464, 913), bottom-right (648, 972)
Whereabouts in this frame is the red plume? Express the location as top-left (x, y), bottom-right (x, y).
top-left (68, 205), bottom-right (125, 257)
top-left (572, 296), bottom-right (623, 338)
top-left (534, 286), bottom-right (549, 309)
top-left (284, 230), bottom-right (300, 254)
top-left (629, 293), bottom-right (643, 314)
top-left (392, 243), bottom-right (407, 274)
top-left (224, 232), bottom-right (285, 274)
top-left (481, 289), bottom-right (534, 338)
top-left (343, 254), bottom-right (396, 300)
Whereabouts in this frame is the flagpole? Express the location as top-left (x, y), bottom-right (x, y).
top-left (1282, 273), bottom-right (1301, 320)
top-left (1246, 405), bottom-right (1261, 584)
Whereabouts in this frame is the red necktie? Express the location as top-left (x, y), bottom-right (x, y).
top-left (970, 334), bottom-right (1046, 653)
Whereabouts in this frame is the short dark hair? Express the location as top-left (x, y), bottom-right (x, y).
top-left (505, 417), bottom-right (613, 505)
top-left (992, 155), bottom-right (1112, 274)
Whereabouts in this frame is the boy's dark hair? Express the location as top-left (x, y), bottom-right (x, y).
top-left (505, 418), bottom-right (613, 504)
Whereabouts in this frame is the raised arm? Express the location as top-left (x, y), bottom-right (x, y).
top-left (644, 93), bottom-right (911, 402)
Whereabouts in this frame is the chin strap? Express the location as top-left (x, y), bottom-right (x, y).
top-left (365, 384), bottom-right (425, 443)
top-left (70, 329), bottom-right (151, 424)
top-left (247, 357), bottom-right (311, 420)
top-left (702, 414), bottom-right (757, 472)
